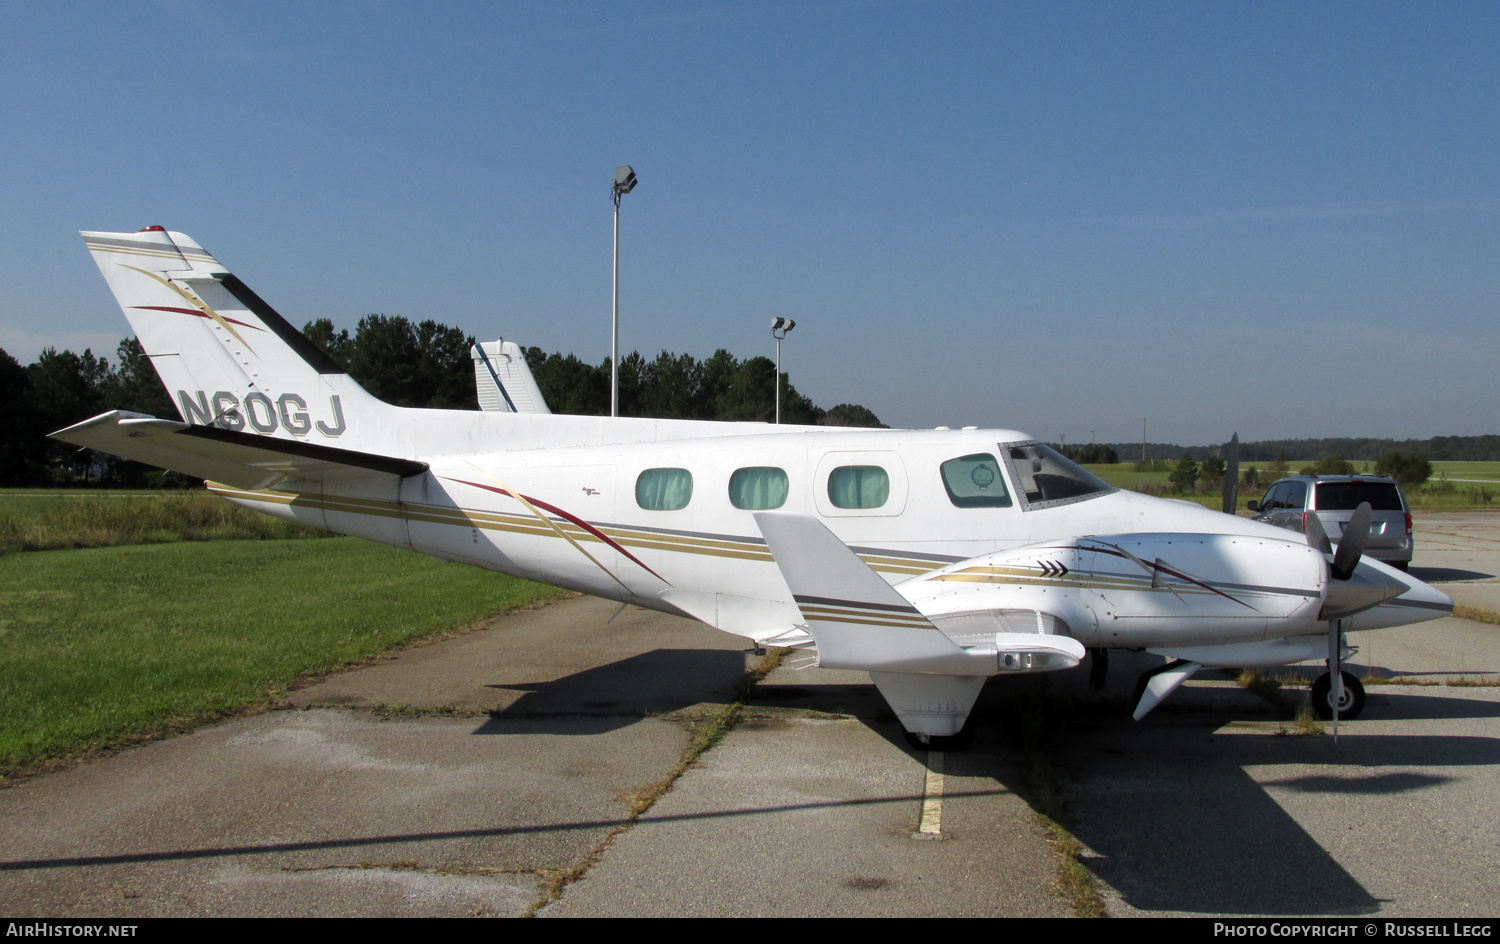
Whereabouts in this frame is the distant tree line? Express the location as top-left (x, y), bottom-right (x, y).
top-left (302, 314), bottom-right (885, 426)
top-left (1147, 448), bottom-right (1436, 496)
top-left (0, 313), bottom-right (884, 487)
top-left (1105, 435), bottom-right (1500, 463)
top-left (1, 339), bottom-right (183, 488)
top-left (1052, 443), bottom-right (1119, 465)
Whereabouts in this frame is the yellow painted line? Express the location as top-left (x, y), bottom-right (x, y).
top-left (914, 751), bottom-right (945, 840)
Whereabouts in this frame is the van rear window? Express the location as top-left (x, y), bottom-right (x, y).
top-left (1315, 481), bottom-right (1404, 511)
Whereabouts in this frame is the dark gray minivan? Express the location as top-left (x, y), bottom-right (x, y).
top-left (1247, 475), bottom-right (1413, 570)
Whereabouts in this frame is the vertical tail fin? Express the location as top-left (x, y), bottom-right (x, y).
top-left (81, 227), bottom-right (388, 447)
top-left (472, 340), bottom-right (551, 414)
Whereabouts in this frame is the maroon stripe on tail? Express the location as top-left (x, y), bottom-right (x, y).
top-left (132, 306), bottom-right (264, 331)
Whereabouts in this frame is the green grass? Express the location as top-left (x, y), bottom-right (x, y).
top-left (1083, 463), bottom-right (1243, 510)
top-left (1085, 462), bottom-right (1500, 512)
top-left (0, 538), bottom-right (569, 780)
top-left (1430, 461), bottom-right (1500, 482)
top-left (0, 489), bottom-right (325, 553)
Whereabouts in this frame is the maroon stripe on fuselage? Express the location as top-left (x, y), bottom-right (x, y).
top-left (442, 477), bottom-right (668, 583)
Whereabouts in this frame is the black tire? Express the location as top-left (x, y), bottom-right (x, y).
top-left (1311, 672), bottom-right (1366, 720)
top-left (1392, 561), bottom-right (1410, 572)
top-left (903, 724), bottom-right (976, 752)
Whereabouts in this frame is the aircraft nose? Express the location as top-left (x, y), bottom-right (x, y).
top-left (1320, 559), bottom-right (1415, 621)
top-left (1393, 569), bottom-right (1454, 614)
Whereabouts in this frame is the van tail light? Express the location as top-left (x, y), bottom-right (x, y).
top-left (1303, 511), bottom-right (1310, 532)
top-left (1405, 512), bottom-right (1413, 535)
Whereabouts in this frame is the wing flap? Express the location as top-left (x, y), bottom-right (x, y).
top-left (50, 411), bottom-right (427, 491)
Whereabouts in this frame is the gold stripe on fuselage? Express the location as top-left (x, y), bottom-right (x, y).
top-left (209, 485), bottom-right (945, 575)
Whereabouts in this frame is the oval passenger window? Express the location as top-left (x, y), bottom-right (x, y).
top-left (827, 466), bottom-right (890, 509)
top-left (729, 467), bottom-right (789, 510)
top-left (636, 468), bottom-right (694, 510)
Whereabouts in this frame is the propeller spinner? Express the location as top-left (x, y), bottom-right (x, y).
top-left (1315, 502), bottom-right (1409, 621)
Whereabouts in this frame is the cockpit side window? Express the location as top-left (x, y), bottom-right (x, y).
top-left (940, 454), bottom-right (1013, 508)
top-left (1001, 442), bottom-right (1115, 511)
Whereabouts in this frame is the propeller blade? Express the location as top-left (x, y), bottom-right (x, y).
top-left (1331, 502), bottom-right (1372, 580)
top-left (1222, 432), bottom-right (1240, 515)
top-left (1305, 510), bottom-right (1333, 554)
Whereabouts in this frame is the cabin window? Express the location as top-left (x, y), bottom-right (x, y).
top-left (636, 468), bottom-right (694, 510)
top-left (827, 465), bottom-right (890, 509)
top-left (729, 467), bottom-right (789, 510)
top-left (940, 454), bottom-right (1013, 508)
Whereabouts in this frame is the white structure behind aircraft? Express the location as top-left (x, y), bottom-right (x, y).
top-left (53, 227), bottom-right (1453, 747)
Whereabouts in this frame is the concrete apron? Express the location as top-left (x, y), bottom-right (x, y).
top-left (0, 597), bottom-right (752, 917)
top-left (0, 595), bottom-right (1071, 918)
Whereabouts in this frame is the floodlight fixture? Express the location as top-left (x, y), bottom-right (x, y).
top-left (610, 165), bottom-right (638, 416)
top-left (614, 165), bottom-right (637, 199)
top-left (770, 317), bottom-right (797, 423)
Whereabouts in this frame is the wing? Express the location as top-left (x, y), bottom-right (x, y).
top-left (50, 411), bottom-right (427, 491)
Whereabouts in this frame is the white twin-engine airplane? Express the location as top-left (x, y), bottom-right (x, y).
top-left (54, 227), bottom-right (1454, 747)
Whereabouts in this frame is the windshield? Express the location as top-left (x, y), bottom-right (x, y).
top-left (1315, 481), bottom-right (1404, 511)
top-left (1002, 443), bottom-right (1116, 510)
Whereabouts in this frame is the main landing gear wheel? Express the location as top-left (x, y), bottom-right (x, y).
top-left (903, 725), bottom-right (975, 752)
top-left (1311, 671), bottom-right (1366, 720)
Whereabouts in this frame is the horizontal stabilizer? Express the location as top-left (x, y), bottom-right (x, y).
top-left (50, 411), bottom-right (427, 491)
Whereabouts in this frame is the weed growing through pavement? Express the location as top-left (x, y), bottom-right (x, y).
top-left (522, 647), bottom-right (788, 917)
top-left (1019, 695), bottom-right (1106, 918)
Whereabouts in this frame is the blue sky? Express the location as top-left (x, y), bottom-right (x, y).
top-left (2, 1), bottom-right (1496, 444)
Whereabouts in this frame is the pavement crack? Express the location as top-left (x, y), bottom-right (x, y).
top-left (522, 647), bottom-right (788, 917)
top-left (282, 859), bottom-right (548, 877)
top-left (1020, 695), bottom-right (1108, 919)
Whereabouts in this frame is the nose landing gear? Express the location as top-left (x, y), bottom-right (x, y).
top-left (1311, 670), bottom-right (1366, 720)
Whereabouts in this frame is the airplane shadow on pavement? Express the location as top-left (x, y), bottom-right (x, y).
top-left (752, 667), bottom-right (1500, 917)
top-left (471, 647), bottom-right (750, 735)
top-left (1410, 566), bottom-right (1494, 583)
top-left (949, 679), bottom-right (1500, 916)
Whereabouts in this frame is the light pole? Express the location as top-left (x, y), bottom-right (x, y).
top-left (611, 165), bottom-right (637, 417)
top-left (770, 317), bottom-right (795, 424)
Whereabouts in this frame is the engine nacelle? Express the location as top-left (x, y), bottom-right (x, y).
top-left (901, 533), bottom-right (1329, 649)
